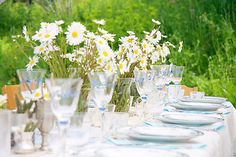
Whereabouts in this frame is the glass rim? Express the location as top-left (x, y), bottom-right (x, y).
top-left (16, 69), bottom-right (46, 72)
top-left (45, 77), bottom-right (83, 82)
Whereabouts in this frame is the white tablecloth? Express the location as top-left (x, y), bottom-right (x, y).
top-left (10, 101), bottom-right (236, 157)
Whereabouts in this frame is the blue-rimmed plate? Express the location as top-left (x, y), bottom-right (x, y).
top-left (171, 101), bottom-right (223, 111)
top-left (96, 147), bottom-right (189, 157)
top-left (159, 113), bottom-right (223, 125)
top-left (180, 96), bottom-right (226, 104)
top-left (128, 125), bottom-right (203, 142)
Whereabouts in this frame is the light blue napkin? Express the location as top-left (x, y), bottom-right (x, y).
top-left (144, 121), bottom-right (225, 132)
top-left (164, 106), bottom-right (231, 115)
top-left (108, 138), bottom-right (207, 150)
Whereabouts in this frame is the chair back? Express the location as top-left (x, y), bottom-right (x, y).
top-left (181, 85), bottom-right (198, 96)
top-left (2, 85), bottom-right (20, 110)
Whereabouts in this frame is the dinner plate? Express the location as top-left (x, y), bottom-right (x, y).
top-left (128, 125), bottom-right (203, 142)
top-left (159, 113), bottom-right (223, 125)
top-left (180, 96), bottom-right (226, 104)
top-left (96, 147), bottom-right (189, 157)
top-left (171, 101), bottom-right (223, 111)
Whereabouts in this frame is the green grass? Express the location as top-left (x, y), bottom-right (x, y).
top-left (0, 0), bottom-right (235, 106)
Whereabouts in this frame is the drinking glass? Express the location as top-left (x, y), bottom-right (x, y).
top-left (0, 110), bottom-right (11, 156)
top-left (17, 69), bottom-right (46, 102)
top-left (134, 69), bottom-right (155, 120)
top-left (167, 85), bottom-right (182, 103)
top-left (172, 66), bottom-right (184, 85)
top-left (45, 78), bottom-right (83, 156)
top-left (151, 65), bottom-right (170, 90)
top-left (88, 72), bottom-right (117, 139)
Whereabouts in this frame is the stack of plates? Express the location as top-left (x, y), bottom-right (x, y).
top-left (170, 101), bottom-right (224, 111)
top-left (180, 96), bottom-right (227, 104)
top-left (159, 113), bottom-right (223, 125)
top-left (128, 125), bottom-right (203, 142)
top-left (96, 147), bottom-right (189, 157)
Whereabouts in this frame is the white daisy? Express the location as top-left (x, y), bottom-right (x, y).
top-left (141, 40), bottom-right (151, 53)
top-left (55, 20), bottom-right (64, 25)
top-left (26, 56), bottom-right (39, 71)
top-left (94, 36), bottom-right (109, 50)
top-left (178, 41), bottom-right (183, 52)
top-left (34, 44), bottom-right (46, 55)
top-left (139, 56), bottom-right (147, 69)
top-left (150, 51), bottom-right (161, 64)
top-left (161, 44), bottom-right (170, 58)
top-left (104, 61), bottom-right (117, 73)
top-left (99, 47), bottom-right (113, 60)
top-left (152, 19), bottom-right (161, 25)
top-left (102, 33), bottom-right (116, 42)
top-left (118, 59), bottom-right (129, 74)
top-left (65, 22), bottom-right (86, 46)
top-left (22, 26), bottom-right (30, 42)
top-left (127, 31), bottom-right (135, 35)
top-left (98, 28), bottom-right (108, 34)
top-left (32, 30), bottom-right (43, 42)
top-left (93, 19), bottom-right (106, 25)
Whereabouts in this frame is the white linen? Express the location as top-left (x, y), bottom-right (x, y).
top-left (10, 102), bottom-right (236, 157)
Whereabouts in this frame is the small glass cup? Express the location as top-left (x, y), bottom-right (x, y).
top-left (103, 112), bottom-right (129, 137)
top-left (190, 91), bottom-right (205, 99)
top-left (167, 85), bottom-right (182, 103)
top-left (0, 110), bottom-right (11, 156)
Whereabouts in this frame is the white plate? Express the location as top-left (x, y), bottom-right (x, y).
top-left (172, 101), bottom-right (223, 111)
top-left (159, 113), bottom-right (222, 125)
top-left (128, 126), bottom-right (202, 142)
top-left (96, 147), bottom-right (189, 157)
top-left (181, 96), bottom-right (226, 104)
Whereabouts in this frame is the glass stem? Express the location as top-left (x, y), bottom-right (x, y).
top-left (58, 119), bottom-right (70, 157)
top-left (101, 112), bottom-right (105, 140)
top-left (141, 95), bottom-right (147, 121)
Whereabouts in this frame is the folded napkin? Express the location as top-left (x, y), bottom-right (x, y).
top-left (145, 121), bottom-right (225, 132)
top-left (108, 138), bottom-right (207, 150)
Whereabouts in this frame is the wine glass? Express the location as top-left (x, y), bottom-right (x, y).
top-left (88, 72), bottom-right (117, 139)
top-left (151, 65), bottom-right (170, 90)
top-left (17, 69), bottom-right (46, 103)
top-left (45, 78), bottom-right (83, 156)
top-left (172, 66), bottom-right (184, 85)
top-left (134, 69), bottom-right (155, 120)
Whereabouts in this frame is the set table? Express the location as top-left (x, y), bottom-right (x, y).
top-left (10, 101), bottom-right (236, 157)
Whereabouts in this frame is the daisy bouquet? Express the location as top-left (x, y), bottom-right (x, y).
top-left (16, 19), bottom-right (182, 111)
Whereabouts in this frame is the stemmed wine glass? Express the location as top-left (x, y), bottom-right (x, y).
top-left (171, 66), bottom-right (184, 85)
top-left (134, 69), bottom-right (155, 120)
top-left (88, 72), bottom-right (117, 139)
top-left (17, 69), bottom-right (46, 112)
top-left (45, 77), bottom-right (83, 156)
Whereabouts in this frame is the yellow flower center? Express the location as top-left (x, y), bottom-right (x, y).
top-left (143, 43), bottom-right (147, 49)
top-left (141, 60), bottom-right (145, 64)
top-left (99, 40), bottom-right (103, 45)
top-left (44, 33), bottom-right (51, 38)
top-left (34, 92), bottom-right (41, 98)
top-left (72, 31), bottom-right (78, 38)
top-left (98, 58), bottom-right (102, 63)
top-left (119, 64), bottom-right (123, 69)
top-left (38, 33), bottom-right (42, 37)
top-left (134, 49), bottom-right (139, 55)
top-left (107, 65), bottom-right (111, 70)
top-left (39, 47), bottom-right (44, 51)
top-left (44, 93), bottom-right (49, 99)
top-left (29, 60), bottom-right (35, 65)
top-left (127, 38), bottom-right (133, 43)
top-left (103, 51), bottom-right (109, 57)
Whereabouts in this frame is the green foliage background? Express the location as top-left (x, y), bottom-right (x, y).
top-left (0, 0), bottom-right (235, 106)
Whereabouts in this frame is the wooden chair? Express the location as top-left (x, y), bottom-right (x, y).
top-left (181, 85), bottom-right (198, 96)
top-left (2, 85), bottom-right (20, 110)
